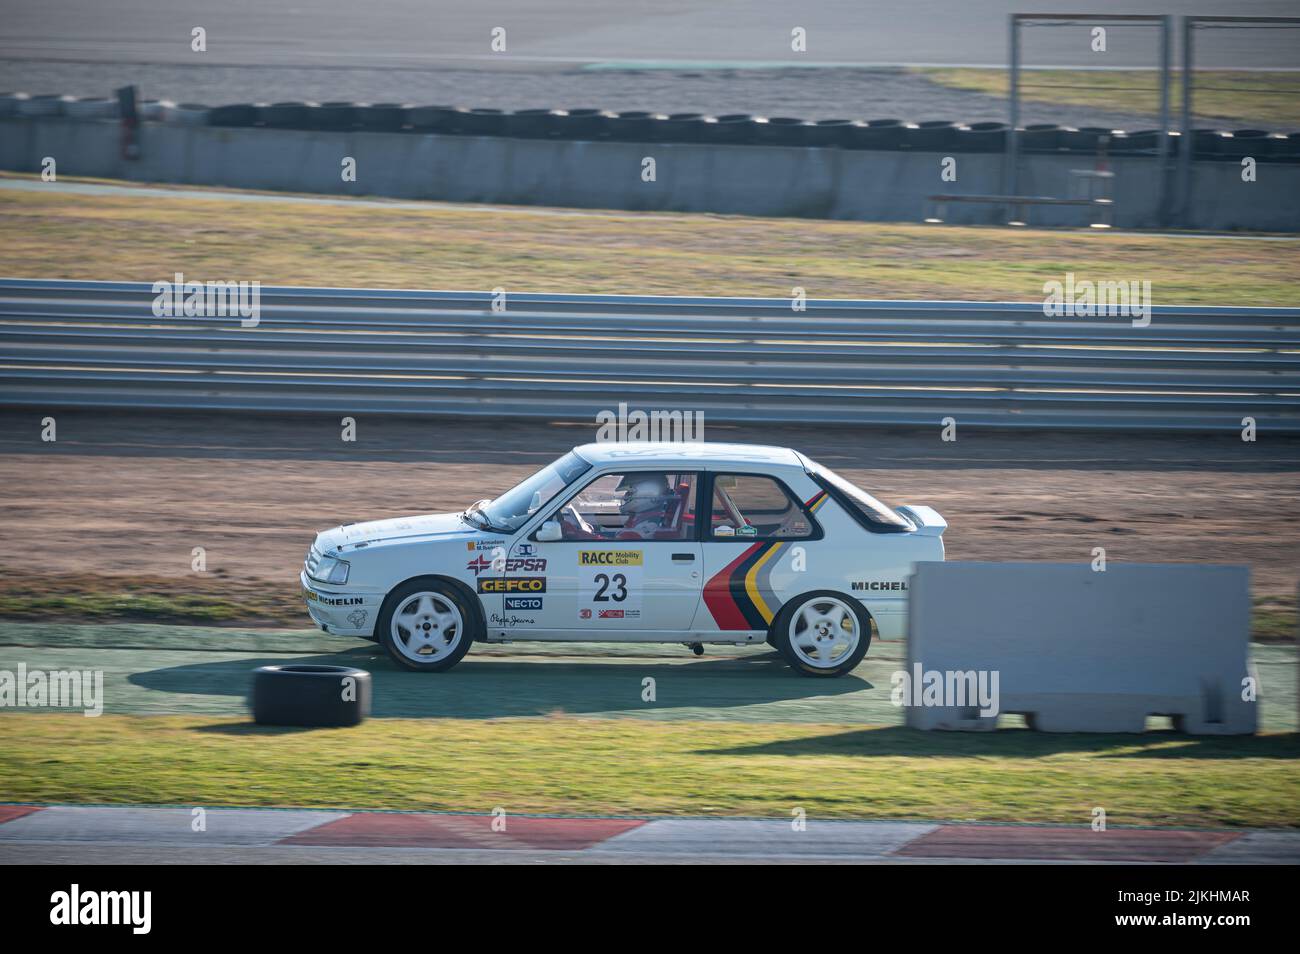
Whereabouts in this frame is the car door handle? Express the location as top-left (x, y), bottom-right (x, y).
top-left (672, 553), bottom-right (695, 562)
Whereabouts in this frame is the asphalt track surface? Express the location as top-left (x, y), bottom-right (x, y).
top-left (6, 1), bottom-right (1298, 69)
top-left (2, 805), bottom-right (1296, 864)
top-left (3, 1), bottom-right (1298, 128)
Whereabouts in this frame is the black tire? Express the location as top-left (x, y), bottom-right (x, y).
top-left (359, 103), bottom-right (410, 132)
top-left (770, 590), bottom-right (872, 678)
top-left (250, 664), bottom-right (371, 726)
top-left (377, 578), bottom-right (479, 673)
top-left (208, 103), bottom-right (258, 127)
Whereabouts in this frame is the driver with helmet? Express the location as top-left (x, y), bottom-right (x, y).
top-left (614, 473), bottom-right (676, 539)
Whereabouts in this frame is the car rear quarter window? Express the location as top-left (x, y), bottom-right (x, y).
top-left (710, 474), bottom-right (816, 539)
top-left (807, 463), bottom-right (913, 533)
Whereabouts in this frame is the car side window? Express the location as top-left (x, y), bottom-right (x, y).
top-left (555, 472), bottom-right (697, 541)
top-left (710, 474), bottom-right (814, 539)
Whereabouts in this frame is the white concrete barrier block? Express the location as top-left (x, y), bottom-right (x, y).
top-left (905, 562), bottom-right (1255, 734)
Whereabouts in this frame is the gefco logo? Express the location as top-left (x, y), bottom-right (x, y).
top-left (467, 556), bottom-right (547, 576)
top-left (852, 581), bottom-right (909, 592)
top-left (478, 577), bottom-right (546, 594)
top-left (578, 550), bottom-right (643, 566)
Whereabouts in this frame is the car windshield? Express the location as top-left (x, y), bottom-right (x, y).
top-left (475, 451), bottom-right (592, 532)
top-left (805, 459), bottom-right (913, 531)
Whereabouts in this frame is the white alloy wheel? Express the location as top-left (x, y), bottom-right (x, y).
top-left (786, 596), bottom-right (860, 669)
top-left (390, 591), bottom-right (464, 664)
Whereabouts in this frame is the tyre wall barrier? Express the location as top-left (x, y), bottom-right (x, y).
top-left (11, 88), bottom-right (1299, 161)
top-left (960, 121), bottom-right (1008, 152)
top-left (17, 93), bottom-right (71, 117)
top-left (905, 562), bottom-right (1256, 734)
top-left (806, 118), bottom-right (858, 147)
top-left (844, 119), bottom-right (909, 150)
top-left (0, 92), bottom-right (28, 116)
top-left (608, 110), bottom-right (667, 141)
top-left (757, 117), bottom-right (813, 147)
top-left (139, 99), bottom-right (170, 122)
top-left (563, 107), bottom-right (615, 140)
top-left (708, 113), bottom-right (763, 144)
top-left (661, 113), bottom-right (716, 143)
top-left (3, 118), bottom-right (1298, 230)
top-left (358, 102), bottom-right (410, 132)
top-left (1020, 123), bottom-right (1073, 152)
top-left (208, 103), bottom-right (259, 127)
top-left (905, 120), bottom-right (963, 151)
top-left (506, 107), bottom-right (566, 138)
top-left (259, 101), bottom-right (316, 129)
top-left (409, 105), bottom-right (466, 134)
top-left (162, 102), bottom-right (209, 125)
top-left (455, 106), bottom-right (506, 136)
top-left (1220, 129), bottom-right (1277, 159)
top-left (1109, 129), bottom-right (1161, 153)
top-left (62, 97), bottom-right (117, 120)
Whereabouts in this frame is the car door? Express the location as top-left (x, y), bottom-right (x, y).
top-left (695, 472), bottom-right (822, 633)
top-left (512, 470), bottom-right (703, 634)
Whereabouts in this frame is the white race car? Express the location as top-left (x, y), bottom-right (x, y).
top-left (301, 442), bottom-right (946, 677)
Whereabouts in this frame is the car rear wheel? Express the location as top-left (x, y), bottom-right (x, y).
top-left (771, 591), bottom-right (871, 677)
top-left (378, 579), bottom-right (477, 672)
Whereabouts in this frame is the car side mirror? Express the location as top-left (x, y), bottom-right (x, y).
top-left (536, 520), bottom-right (562, 542)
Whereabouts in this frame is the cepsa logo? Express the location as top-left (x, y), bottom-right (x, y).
top-left (478, 577), bottom-right (546, 594)
top-left (467, 556), bottom-right (547, 576)
top-left (579, 550), bottom-right (643, 566)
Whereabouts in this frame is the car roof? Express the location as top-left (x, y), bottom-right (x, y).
top-left (573, 442), bottom-right (805, 469)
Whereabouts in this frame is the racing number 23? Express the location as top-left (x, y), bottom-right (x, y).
top-left (593, 573), bottom-right (628, 602)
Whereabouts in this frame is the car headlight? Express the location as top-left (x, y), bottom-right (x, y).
top-left (314, 553), bottom-right (350, 585)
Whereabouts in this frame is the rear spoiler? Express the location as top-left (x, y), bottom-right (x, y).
top-left (896, 505), bottom-right (947, 537)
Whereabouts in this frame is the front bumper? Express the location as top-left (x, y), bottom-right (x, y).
top-left (300, 570), bottom-right (383, 637)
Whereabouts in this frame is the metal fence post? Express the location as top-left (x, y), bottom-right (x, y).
top-left (1005, 14), bottom-right (1021, 213)
top-left (1157, 16), bottom-right (1172, 227)
top-left (1178, 16), bottom-right (1195, 228)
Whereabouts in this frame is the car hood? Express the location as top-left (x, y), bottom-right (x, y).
top-left (315, 512), bottom-right (485, 552)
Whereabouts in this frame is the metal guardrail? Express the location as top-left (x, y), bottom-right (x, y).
top-left (1, 279), bottom-right (1298, 431)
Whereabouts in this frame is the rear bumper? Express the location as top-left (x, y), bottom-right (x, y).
top-left (300, 570), bottom-right (383, 637)
top-left (870, 605), bottom-right (907, 641)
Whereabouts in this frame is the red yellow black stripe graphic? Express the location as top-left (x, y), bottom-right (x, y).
top-left (702, 489), bottom-right (830, 630)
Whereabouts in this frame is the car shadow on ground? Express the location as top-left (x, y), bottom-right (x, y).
top-left (129, 646), bottom-right (872, 721)
top-left (701, 725), bottom-right (1300, 760)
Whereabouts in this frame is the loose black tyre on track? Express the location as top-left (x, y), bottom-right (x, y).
top-left (377, 578), bottom-right (480, 673)
top-left (770, 590), bottom-right (872, 677)
top-left (251, 664), bottom-right (371, 726)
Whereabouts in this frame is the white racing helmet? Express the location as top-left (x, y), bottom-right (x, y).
top-left (617, 474), bottom-right (672, 516)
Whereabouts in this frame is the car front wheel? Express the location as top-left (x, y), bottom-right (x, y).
top-left (378, 579), bottom-right (478, 672)
top-left (771, 591), bottom-right (871, 677)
